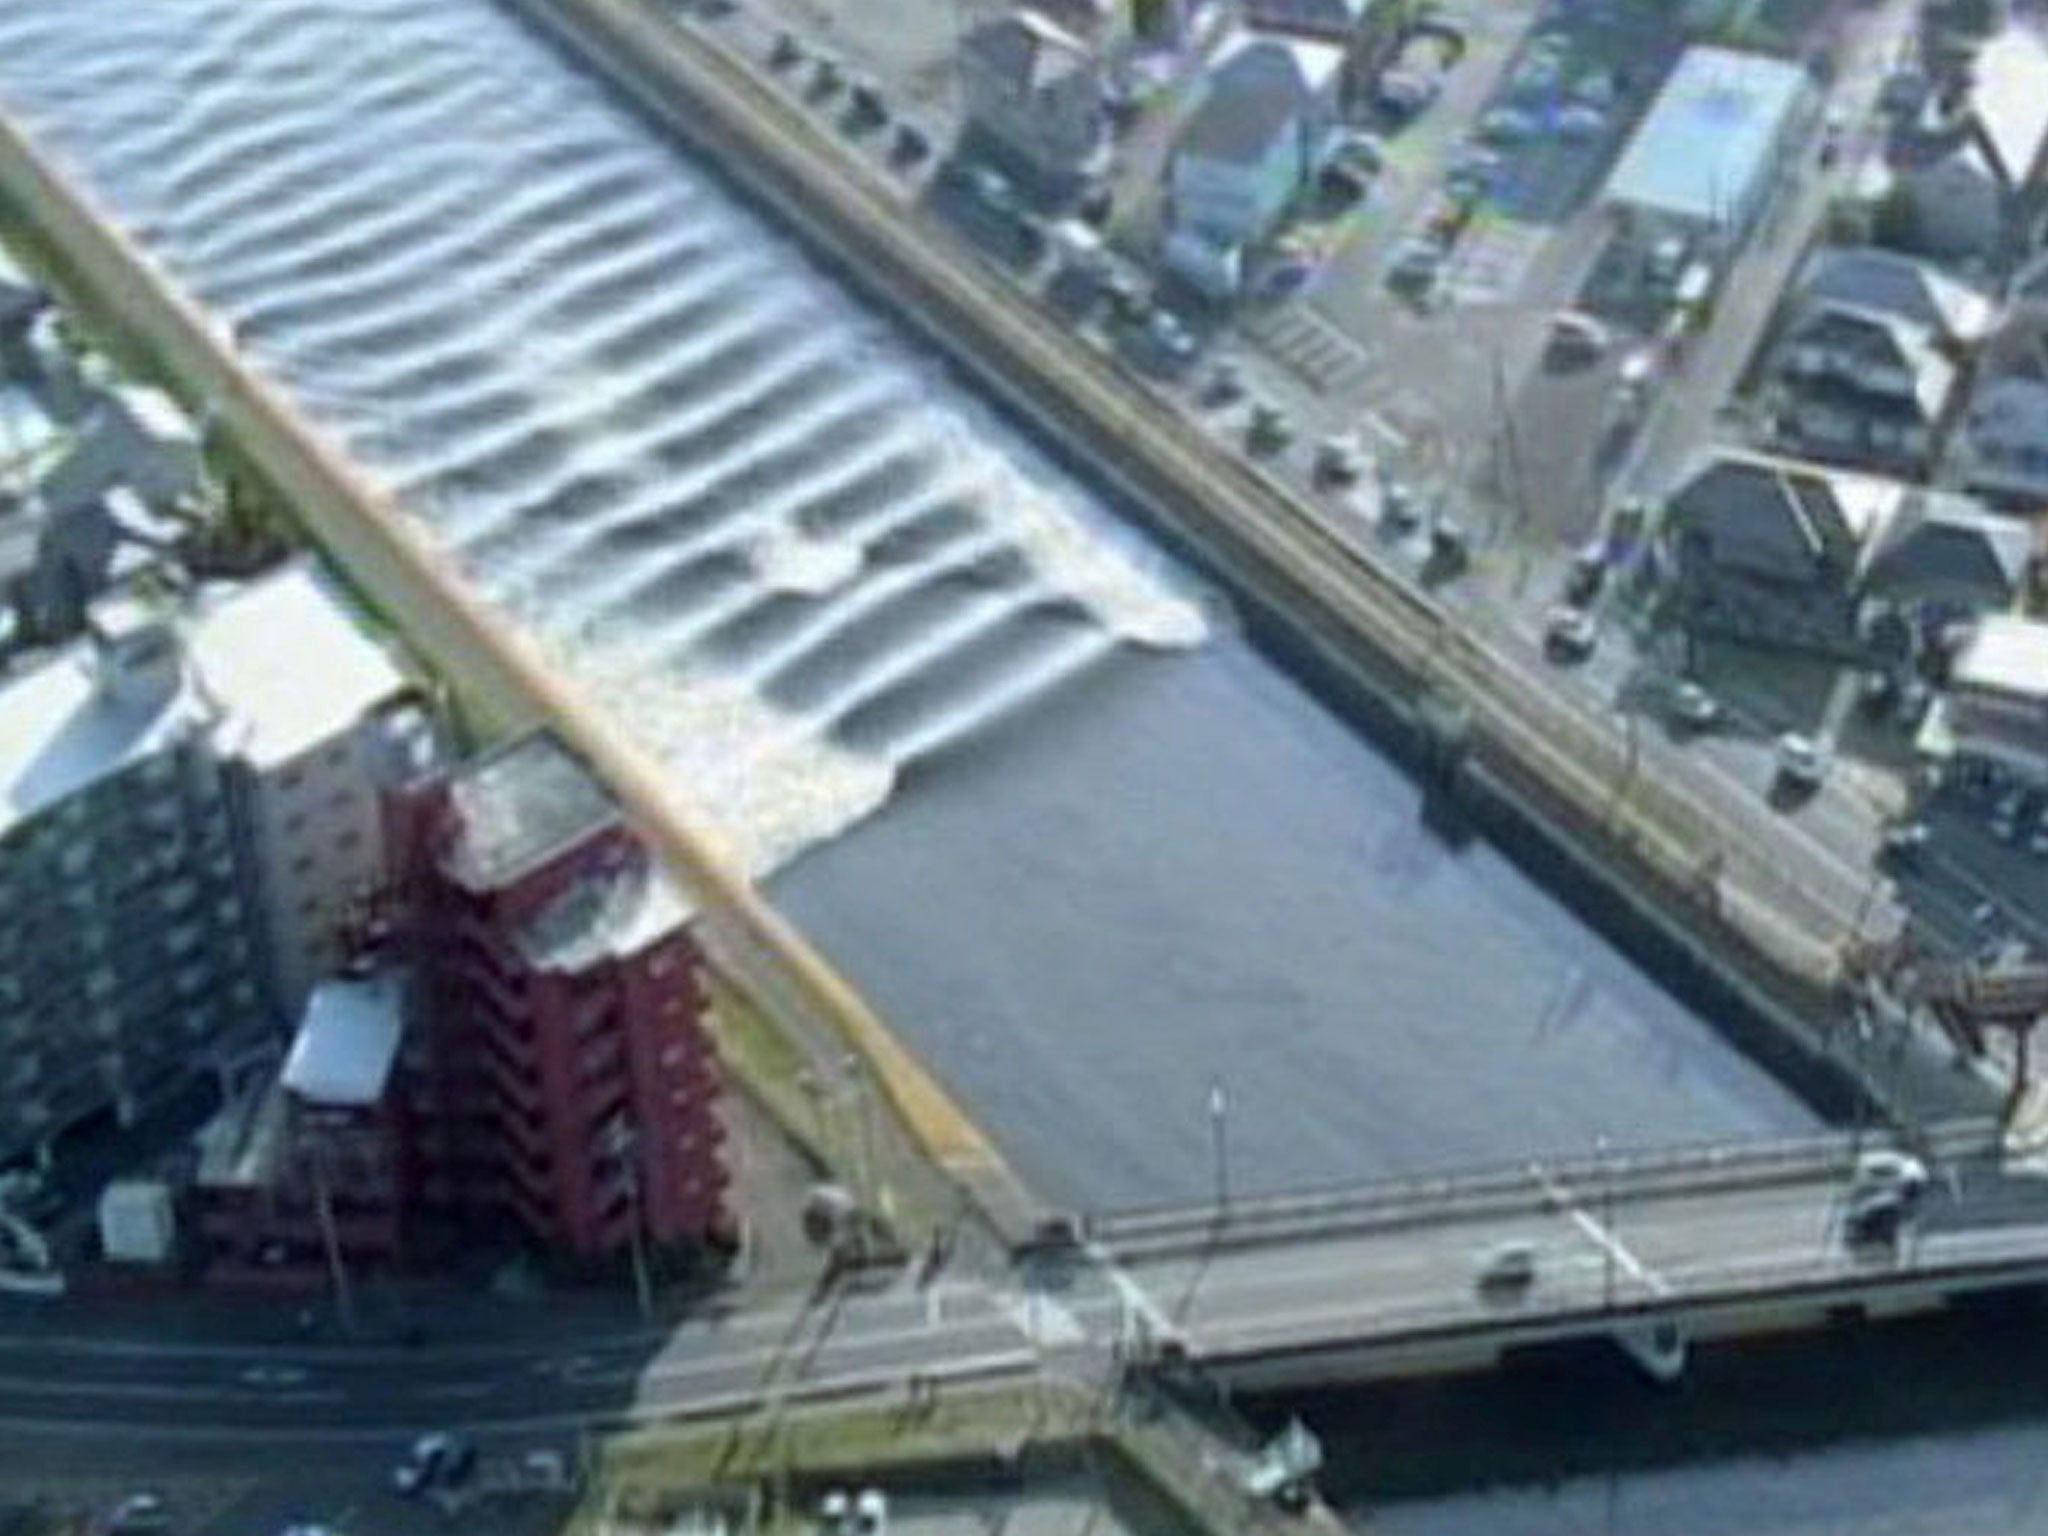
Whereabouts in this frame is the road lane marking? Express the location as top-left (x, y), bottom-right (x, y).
top-left (0, 1347), bottom-right (1042, 1446)
top-left (1533, 1165), bottom-right (1670, 1298)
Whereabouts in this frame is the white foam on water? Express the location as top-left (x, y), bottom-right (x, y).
top-left (0, 0), bottom-right (1209, 872)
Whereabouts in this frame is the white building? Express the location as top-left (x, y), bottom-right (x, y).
top-left (1603, 47), bottom-right (1812, 244)
top-left (0, 559), bottom-right (432, 1164)
top-left (1168, 30), bottom-right (1344, 253)
top-left (189, 561), bottom-right (439, 1012)
top-left (1922, 615), bottom-right (2048, 783)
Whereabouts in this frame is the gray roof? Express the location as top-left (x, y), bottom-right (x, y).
top-left (1863, 490), bottom-right (2034, 601)
top-left (962, 11), bottom-right (1091, 94)
top-left (1178, 33), bottom-right (1340, 166)
top-left (1670, 454), bottom-right (1868, 564)
top-left (442, 729), bottom-right (621, 891)
top-left (1795, 246), bottom-right (1995, 342)
top-left (1781, 304), bottom-right (1956, 421)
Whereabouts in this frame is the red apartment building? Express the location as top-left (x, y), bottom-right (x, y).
top-left (387, 730), bottom-right (728, 1260)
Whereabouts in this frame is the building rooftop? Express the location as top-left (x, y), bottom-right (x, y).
top-left (962, 10), bottom-right (1093, 94)
top-left (514, 847), bottom-right (693, 972)
top-left (1670, 450), bottom-right (1906, 564)
top-left (1178, 30), bottom-right (1344, 167)
top-left (189, 560), bottom-right (413, 770)
top-left (0, 628), bottom-right (206, 841)
top-left (0, 557), bottom-right (413, 839)
top-left (1954, 614), bottom-right (2048, 699)
top-left (1796, 246), bottom-right (1996, 343)
top-left (1605, 46), bottom-right (1808, 226)
top-left (1863, 489), bottom-right (2035, 599)
top-left (1968, 25), bottom-right (2048, 184)
top-left (442, 729), bottom-right (622, 891)
top-left (282, 972), bottom-right (405, 1107)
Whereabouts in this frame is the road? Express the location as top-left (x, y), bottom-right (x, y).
top-left (0, 1279), bottom-right (1039, 1453)
top-left (1077, 1126), bottom-right (2048, 1369)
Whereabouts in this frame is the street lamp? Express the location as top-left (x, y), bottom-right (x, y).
top-left (600, 1117), bottom-right (654, 1321)
top-left (302, 1126), bottom-right (356, 1337)
top-left (1597, 1133), bottom-right (1615, 1312)
top-left (1208, 1079), bottom-right (1231, 1219)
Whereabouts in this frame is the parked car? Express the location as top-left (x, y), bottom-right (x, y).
top-left (1570, 67), bottom-right (1620, 108)
top-left (1563, 541), bottom-right (1608, 606)
top-left (1320, 161), bottom-right (1372, 206)
top-left (107, 1493), bottom-right (171, 1535)
top-left (1388, 239), bottom-right (1443, 293)
top-left (1546, 310), bottom-right (1611, 365)
top-left (1448, 146), bottom-right (1504, 190)
top-left (1544, 605), bottom-right (1599, 661)
top-left (1645, 233), bottom-right (1689, 285)
top-left (1858, 667), bottom-right (1898, 716)
top-left (1557, 103), bottom-right (1608, 140)
top-left (1375, 69), bottom-right (1441, 118)
top-left (394, 1432), bottom-right (475, 1496)
top-left (1880, 821), bottom-right (1931, 865)
top-left (1478, 106), bottom-right (1540, 144)
top-left (1670, 681), bottom-right (1721, 732)
top-left (1774, 732), bottom-right (1829, 789)
top-left (1429, 517), bottom-right (1471, 575)
top-left (1326, 128), bottom-right (1386, 174)
top-left (1314, 437), bottom-right (1363, 487)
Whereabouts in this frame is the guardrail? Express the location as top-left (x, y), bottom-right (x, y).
top-left (1084, 1118), bottom-right (2003, 1261)
top-left (1182, 1215), bottom-right (2048, 1370)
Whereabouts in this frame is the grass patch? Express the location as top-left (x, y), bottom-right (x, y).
top-left (705, 974), bottom-right (837, 1178)
top-left (567, 1383), bottom-right (1096, 1536)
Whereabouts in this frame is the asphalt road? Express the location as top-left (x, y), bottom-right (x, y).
top-left (1086, 1133), bottom-right (2048, 1364)
top-left (0, 1279), bottom-right (1036, 1452)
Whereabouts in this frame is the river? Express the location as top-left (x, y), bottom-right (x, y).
top-left (0, 0), bottom-right (1828, 1210)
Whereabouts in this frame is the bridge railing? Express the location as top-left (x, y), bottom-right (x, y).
top-left (1085, 1118), bottom-right (2001, 1261)
top-left (1177, 1213), bottom-right (2048, 1364)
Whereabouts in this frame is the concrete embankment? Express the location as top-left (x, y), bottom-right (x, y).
top-left (0, 97), bottom-right (1029, 1236)
top-left (497, 0), bottom-right (1918, 1125)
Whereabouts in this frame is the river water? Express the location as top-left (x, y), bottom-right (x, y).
top-left (1259, 1293), bottom-right (2048, 1536)
top-left (0, 0), bottom-right (1832, 1210)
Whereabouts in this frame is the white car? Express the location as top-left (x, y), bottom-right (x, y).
top-left (1557, 103), bottom-right (1608, 140)
top-left (1544, 605), bottom-right (1599, 661)
top-left (1547, 309), bottom-right (1612, 360)
top-left (108, 1494), bottom-right (170, 1535)
top-left (1852, 1149), bottom-right (1928, 1201)
top-left (1476, 1240), bottom-right (1538, 1293)
top-left (1479, 107), bottom-right (1540, 145)
top-left (1670, 681), bottom-right (1720, 731)
top-left (1774, 732), bottom-right (1828, 788)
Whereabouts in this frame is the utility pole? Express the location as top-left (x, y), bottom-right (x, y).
top-left (1492, 347), bottom-right (1534, 590)
top-left (845, 1053), bottom-right (879, 1258)
top-left (1208, 1078), bottom-right (1231, 1218)
top-left (1598, 1133), bottom-right (1615, 1312)
top-left (602, 1117), bottom-right (654, 1321)
top-left (305, 1129), bottom-right (356, 1337)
